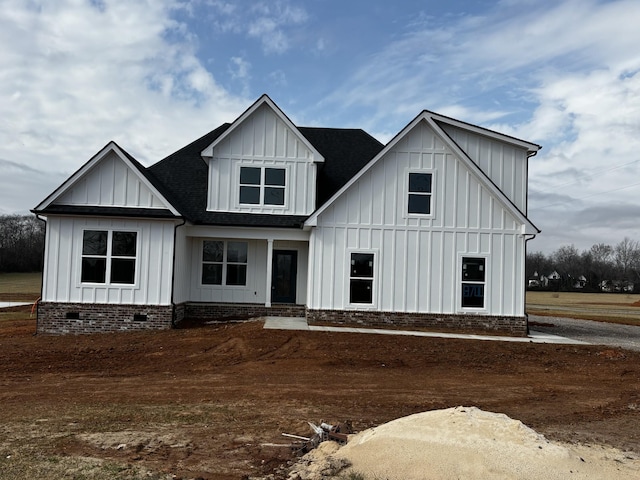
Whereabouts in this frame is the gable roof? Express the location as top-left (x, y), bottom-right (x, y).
top-left (305, 110), bottom-right (540, 234)
top-left (200, 94), bottom-right (324, 163)
top-left (146, 124), bottom-right (382, 227)
top-left (33, 141), bottom-right (180, 218)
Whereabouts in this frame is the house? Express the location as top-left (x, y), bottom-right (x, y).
top-left (33, 95), bottom-right (541, 336)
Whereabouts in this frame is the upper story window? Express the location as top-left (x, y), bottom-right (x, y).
top-left (202, 240), bottom-right (248, 286)
top-left (81, 230), bottom-right (137, 284)
top-left (408, 172), bottom-right (433, 215)
top-left (239, 166), bottom-right (286, 206)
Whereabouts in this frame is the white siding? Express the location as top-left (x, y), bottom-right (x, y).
top-left (42, 216), bottom-right (176, 305)
top-left (440, 124), bottom-right (529, 212)
top-left (55, 152), bottom-right (167, 209)
top-left (186, 236), bottom-right (308, 305)
top-left (308, 120), bottom-right (527, 317)
top-left (207, 104), bottom-right (317, 215)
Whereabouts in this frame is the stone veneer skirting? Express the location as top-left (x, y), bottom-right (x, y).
top-left (37, 302), bottom-right (175, 334)
top-left (306, 309), bottom-right (528, 337)
top-left (184, 302), bottom-right (306, 321)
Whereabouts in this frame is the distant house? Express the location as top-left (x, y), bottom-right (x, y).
top-left (572, 275), bottom-right (587, 289)
top-left (33, 95), bottom-right (541, 336)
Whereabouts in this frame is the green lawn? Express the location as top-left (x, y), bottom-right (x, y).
top-left (0, 272), bottom-right (42, 301)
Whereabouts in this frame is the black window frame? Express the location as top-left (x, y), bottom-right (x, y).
top-left (81, 230), bottom-right (137, 285)
top-left (202, 240), bottom-right (248, 286)
top-left (461, 257), bottom-right (486, 309)
top-left (408, 172), bottom-right (433, 215)
top-left (349, 252), bottom-right (375, 305)
top-left (238, 166), bottom-right (286, 206)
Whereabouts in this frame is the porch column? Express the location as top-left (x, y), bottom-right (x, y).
top-left (265, 238), bottom-right (273, 307)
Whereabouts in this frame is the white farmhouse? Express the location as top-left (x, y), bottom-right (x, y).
top-left (33, 95), bottom-right (540, 335)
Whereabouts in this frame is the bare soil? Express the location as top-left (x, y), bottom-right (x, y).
top-left (1, 308), bottom-right (640, 479)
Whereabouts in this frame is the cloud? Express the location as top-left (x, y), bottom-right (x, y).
top-left (0, 0), bottom-right (248, 213)
top-left (322, 0), bottom-right (640, 253)
top-left (207, 0), bottom-right (309, 54)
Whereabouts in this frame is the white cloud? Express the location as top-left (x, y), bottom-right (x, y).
top-left (0, 0), bottom-right (248, 213)
top-left (322, 0), bottom-right (640, 253)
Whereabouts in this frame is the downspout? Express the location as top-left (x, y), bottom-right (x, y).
top-left (34, 214), bottom-right (47, 336)
top-left (170, 217), bottom-right (187, 328)
top-left (523, 233), bottom-right (538, 336)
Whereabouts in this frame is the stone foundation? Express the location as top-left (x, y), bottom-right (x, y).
top-left (37, 302), bottom-right (175, 334)
top-left (306, 309), bottom-right (528, 337)
top-left (184, 302), bottom-right (306, 321)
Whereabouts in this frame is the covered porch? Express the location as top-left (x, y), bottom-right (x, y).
top-left (179, 225), bottom-right (310, 310)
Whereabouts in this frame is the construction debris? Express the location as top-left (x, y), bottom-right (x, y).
top-left (282, 420), bottom-right (352, 455)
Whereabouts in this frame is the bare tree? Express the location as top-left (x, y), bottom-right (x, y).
top-left (614, 237), bottom-right (640, 280)
top-left (0, 215), bottom-right (45, 272)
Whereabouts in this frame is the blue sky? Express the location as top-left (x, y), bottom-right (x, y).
top-left (1, 0), bottom-right (640, 254)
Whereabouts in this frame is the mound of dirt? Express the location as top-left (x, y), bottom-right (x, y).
top-left (292, 407), bottom-right (640, 480)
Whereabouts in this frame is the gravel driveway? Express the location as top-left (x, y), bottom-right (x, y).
top-left (529, 314), bottom-right (640, 352)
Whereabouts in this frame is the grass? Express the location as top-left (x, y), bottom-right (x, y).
top-left (526, 291), bottom-right (640, 325)
top-left (0, 272), bottom-right (42, 301)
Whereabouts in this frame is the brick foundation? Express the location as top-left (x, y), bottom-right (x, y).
top-left (37, 302), bottom-right (174, 335)
top-left (184, 302), bottom-right (306, 321)
top-left (306, 309), bottom-right (528, 337)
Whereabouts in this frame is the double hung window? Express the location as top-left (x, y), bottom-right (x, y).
top-left (239, 166), bottom-right (286, 206)
top-left (81, 230), bottom-right (137, 284)
top-left (349, 253), bottom-right (375, 304)
top-left (408, 172), bottom-right (433, 215)
top-left (461, 257), bottom-right (486, 308)
top-left (202, 240), bottom-right (248, 286)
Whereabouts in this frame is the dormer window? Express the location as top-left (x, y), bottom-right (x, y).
top-left (239, 166), bottom-right (286, 206)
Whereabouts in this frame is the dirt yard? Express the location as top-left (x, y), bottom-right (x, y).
top-left (1, 307), bottom-right (639, 479)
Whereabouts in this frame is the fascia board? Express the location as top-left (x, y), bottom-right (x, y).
top-left (304, 111), bottom-right (429, 227)
top-left (425, 115), bottom-right (540, 234)
top-left (200, 94), bottom-right (325, 163)
top-left (34, 141), bottom-right (180, 216)
top-left (428, 111), bottom-right (541, 153)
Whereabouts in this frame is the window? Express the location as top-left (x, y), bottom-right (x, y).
top-left (349, 253), bottom-right (374, 304)
top-left (202, 240), bottom-right (248, 286)
top-left (239, 166), bottom-right (285, 206)
top-left (408, 172), bottom-right (432, 215)
top-left (461, 257), bottom-right (486, 308)
top-left (81, 230), bottom-right (137, 284)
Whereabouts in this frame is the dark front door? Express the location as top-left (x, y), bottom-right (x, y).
top-left (272, 250), bottom-right (297, 303)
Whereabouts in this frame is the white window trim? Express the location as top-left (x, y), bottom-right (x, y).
top-left (404, 168), bottom-right (436, 219)
top-left (457, 253), bottom-right (489, 313)
top-left (235, 163), bottom-right (289, 209)
top-left (200, 239), bottom-right (249, 288)
top-left (346, 249), bottom-right (379, 309)
top-left (79, 229), bottom-right (140, 287)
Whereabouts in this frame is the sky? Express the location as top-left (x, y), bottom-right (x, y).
top-left (1, 0), bottom-right (640, 254)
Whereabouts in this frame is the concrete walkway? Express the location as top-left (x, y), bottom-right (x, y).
top-left (262, 317), bottom-right (589, 345)
top-left (0, 301), bottom-right (31, 309)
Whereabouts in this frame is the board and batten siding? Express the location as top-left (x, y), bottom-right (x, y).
top-left (42, 216), bottom-right (176, 305)
top-left (440, 123), bottom-right (529, 212)
top-left (55, 151), bottom-right (167, 209)
top-left (187, 237), bottom-right (309, 305)
top-left (207, 103), bottom-right (317, 215)
top-left (307, 120), bottom-right (527, 317)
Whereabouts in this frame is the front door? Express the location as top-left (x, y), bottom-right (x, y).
top-left (271, 250), bottom-right (297, 303)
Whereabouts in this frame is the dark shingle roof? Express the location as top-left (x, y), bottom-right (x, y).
top-left (298, 127), bottom-right (384, 206)
top-left (146, 124), bottom-right (384, 226)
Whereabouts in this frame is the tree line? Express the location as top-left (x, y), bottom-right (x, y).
top-left (527, 238), bottom-right (640, 292)
top-left (0, 214), bottom-right (45, 272)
